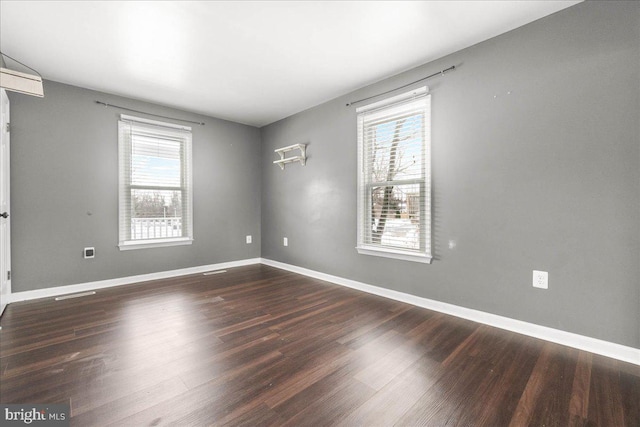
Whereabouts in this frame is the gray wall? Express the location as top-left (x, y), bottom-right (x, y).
top-left (260, 2), bottom-right (640, 348)
top-left (9, 81), bottom-right (261, 292)
top-left (7, 2), bottom-right (639, 348)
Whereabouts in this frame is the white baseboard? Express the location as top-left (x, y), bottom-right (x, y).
top-left (5, 256), bottom-right (638, 366)
top-left (260, 258), bottom-right (640, 366)
top-left (7, 258), bottom-right (261, 304)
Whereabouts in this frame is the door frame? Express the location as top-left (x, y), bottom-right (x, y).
top-left (1, 88), bottom-right (11, 317)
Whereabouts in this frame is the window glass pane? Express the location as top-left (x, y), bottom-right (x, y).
top-left (367, 113), bottom-right (423, 183)
top-left (356, 90), bottom-right (430, 261)
top-left (119, 116), bottom-right (193, 248)
top-left (131, 135), bottom-right (181, 187)
top-left (368, 183), bottom-right (421, 250)
top-left (130, 189), bottom-right (183, 240)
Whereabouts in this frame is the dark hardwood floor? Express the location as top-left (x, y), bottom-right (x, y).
top-left (1, 264), bottom-right (638, 426)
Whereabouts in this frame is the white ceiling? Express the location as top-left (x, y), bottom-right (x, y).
top-left (1, 1), bottom-right (580, 127)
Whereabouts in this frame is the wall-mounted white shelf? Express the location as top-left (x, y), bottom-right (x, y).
top-left (274, 143), bottom-right (306, 170)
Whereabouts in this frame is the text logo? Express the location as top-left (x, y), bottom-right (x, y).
top-left (1, 405), bottom-right (69, 426)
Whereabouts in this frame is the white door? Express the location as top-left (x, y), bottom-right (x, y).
top-left (0, 89), bottom-right (10, 316)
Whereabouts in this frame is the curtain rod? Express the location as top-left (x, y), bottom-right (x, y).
top-left (346, 65), bottom-right (456, 107)
top-left (95, 101), bottom-right (205, 126)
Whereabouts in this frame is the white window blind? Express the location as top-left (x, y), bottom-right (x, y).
top-left (356, 87), bottom-right (432, 263)
top-left (118, 115), bottom-right (193, 250)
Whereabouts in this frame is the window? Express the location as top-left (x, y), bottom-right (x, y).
top-left (118, 115), bottom-right (193, 250)
top-left (356, 87), bottom-right (432, 263)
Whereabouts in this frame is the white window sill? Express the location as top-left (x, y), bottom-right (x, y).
top-left (119, 237), bottom-right (193, 251)
top-left (356, 245), bottom-right (432, 264)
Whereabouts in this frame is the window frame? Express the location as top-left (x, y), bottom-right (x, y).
top-left (356, 87), bottom-right (432, 264)
top-left (118, 114), bottom-right (193, 251)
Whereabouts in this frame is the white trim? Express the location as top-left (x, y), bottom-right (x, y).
top-left (0, 89), bottom-right (10, 317)
top-left (119, 237), bottom-right (193, 251)
top-left (356, 90), bottom-right (432, 263)
top-left (356, 246), bottom-right (432, 264)
top-left (120, 114), bottom-right (191, 131)
top-left (6, 258), bottom-right (261, 304)
top-left (5, 256), bottom-right (638, 366)
top-left (259, 258), bottom-right (640, 366)
top-left (356, 86), bottom-right (428, 113)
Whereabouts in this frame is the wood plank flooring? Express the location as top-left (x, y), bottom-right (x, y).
top-left (1, 264), bottom-right (638, 426)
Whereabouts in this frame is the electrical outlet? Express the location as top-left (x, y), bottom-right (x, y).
top-left (283, 237), bottom-right (288, 247)
top-left (246, 235), bottom-right (252, 244)
top-left (84, 247), bottom-right (95, 259)
top-left (532, 270), bottom-right (548, 289)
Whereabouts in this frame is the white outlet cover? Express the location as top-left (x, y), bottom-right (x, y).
top-left (84, 247), bottom-right (95, 259)
top-left (283, 237), bottom-right (288, 247)
top-left (532, 270), bottom-right (548, 289)
top-left (246, 235), bottom-right (252, 244)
